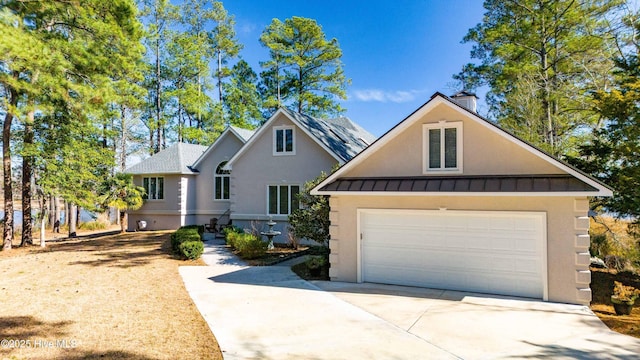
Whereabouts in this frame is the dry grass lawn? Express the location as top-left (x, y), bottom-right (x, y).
top-left (589, 216), bottom-right (640, 339)
top-left (0, 231), bottom-right (222, 360)
top-left (592, 304), bottom-right (640, 338)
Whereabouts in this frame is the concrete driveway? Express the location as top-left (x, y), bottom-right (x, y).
top-left (180, 239), bottom-right (640, 359)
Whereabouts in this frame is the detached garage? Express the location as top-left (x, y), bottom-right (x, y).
top-left (312, 92), bottom-right (612, 305)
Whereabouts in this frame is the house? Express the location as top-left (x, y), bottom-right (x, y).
top-left (223, 107), bottom-right (375, 239)
top-left (311, 92), bottom-right (612, 305)
top-left (126, 113), bottom-right (375, 240)
top-left (126, 126), bottom-right (254, 230)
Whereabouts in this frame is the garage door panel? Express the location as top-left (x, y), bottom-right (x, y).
top-left (360, 210), bottom-right (545, 299)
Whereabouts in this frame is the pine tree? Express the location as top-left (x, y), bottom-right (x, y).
top-left (1, 0), bottom-right (144, 244)
top-left (139, 0), bottom-right (178, 154)
top-left (207, 1), bottom-right (242, 114)
top-left (223, 60), bottom-right (262, 128)
top-left (455, 0), bottom-right (622, 155)
top-left (568, 10), bottom-right (640, 226)
top-left (259, 17), bottom-right (349, 117)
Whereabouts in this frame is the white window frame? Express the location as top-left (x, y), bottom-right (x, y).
top-left (273, 125), bottom-right (296, 156)
top-left (423, 121), bottom-right (463, 174)
top-left (214, 161), bottom-right (230, 201)
top-left (142, 176), bottom-right (164, 201)
top-left (266, 184), bottom-right (300, 215)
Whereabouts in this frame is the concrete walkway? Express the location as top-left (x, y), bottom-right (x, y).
top-left (180, 237), bottom-right (640, 359)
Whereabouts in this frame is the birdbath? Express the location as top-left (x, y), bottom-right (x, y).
top-left (260, 217), bottom-right (281, 250)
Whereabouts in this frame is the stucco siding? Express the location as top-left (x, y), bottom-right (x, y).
top-left (328, 195), bottom-right (590, 305)
top-left (346, 103), bottom-right (563, 178)
top-left (192, 134), bottom-right (245, 225)
top-left (127, 174), bottom-right (189, 230)
top-left (229, 113), bottom-right (337, 227)
top-left (128, 213), bottom-right (182, 231)
top-left (131, 174), bottom-right (181, 212)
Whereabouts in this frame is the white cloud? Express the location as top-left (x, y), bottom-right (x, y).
top-left (239, 22), bottom-right (256, 34)
top-left (351, 89), bottom-right (424, 103)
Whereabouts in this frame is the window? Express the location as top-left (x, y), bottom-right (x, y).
top-left (214, 161), bottom-right (230, 200)
top-left (273, 126), bottom-right (295, 155)
top-left (268, 185), bottom-right (300, 215)
top-left (423, 122), bottom-right (463, 173)
top-left (142, 176), bottom-right (164, 200)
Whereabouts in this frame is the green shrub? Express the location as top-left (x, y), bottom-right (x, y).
top-left (181, 224), bottom-right (205, 237)
top-left (234, 233), bottom-right (268, 259)
top-left (223, 225), bottom-right (243, 236)
top-left (179, 240), bottom-right (204, 260)
top-left (171, 227), bottom-right (201, 253)
top-left (306, 255), bottom-right (326, 269)
top-left (288, 171), bottom-right (332, 246)
top-left (224, 226), bottom-right (244, 248)
top-left (78, 221), bottom-right (109, 231)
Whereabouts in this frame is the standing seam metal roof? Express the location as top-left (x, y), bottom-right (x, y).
top-left (319, 175), bottom-right (598, 193)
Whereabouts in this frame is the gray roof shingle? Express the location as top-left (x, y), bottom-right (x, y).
top-left (126, 142), bottom-right (207, 175)
top-left (230, 126), bottom-right (255, 142)
top-left (281, 108), bottom-right (376, 162)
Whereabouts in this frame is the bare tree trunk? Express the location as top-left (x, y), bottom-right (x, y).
top-left (53, 196), bottom-right (60, 233)
top-left (38, 195), bottom-right (46, 248)
top-left (155, 17), bottom-right (162, 154)
top-left (120, 105), bottom-right (127, 172)
top-left (217, 50), bottom-right (225, 126)
top-left (120, 211), bottom-right (126, 233)
top-left (177, 103), bottom-right (183, 142)
top-left (149, 128), bottom-right (154, 156)
top-left (298, 66), bottom-right (303, 113)
top-left (68, 203), bottom-right (77, 238)
top-left (21, 108), bottom-right (34, 246)
top-left (48, 194), bottom-right (54, 229)
top-left (539, 14), bottom-right (554, 152)
top-left (3, 75), bottom-right (18, 250)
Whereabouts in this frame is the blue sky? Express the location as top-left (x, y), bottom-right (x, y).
top-left (222, 1), bottom-right (487, 136)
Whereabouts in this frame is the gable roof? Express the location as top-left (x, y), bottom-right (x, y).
top-left (126, 142), bottom-right (207, 175)
top-left (226, 107), bottom-right (376, 167)
top-left (312, 92), bottom-right (613, 197)
top-left (230, 125), bottom-right (255, 142)
top-left (191, 125), bottom-right (256, 169)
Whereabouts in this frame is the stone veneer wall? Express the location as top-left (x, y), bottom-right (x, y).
top-left (574, 197), bottom-right (592, 305)
top-left (328, 197), bottom-right (341, 280)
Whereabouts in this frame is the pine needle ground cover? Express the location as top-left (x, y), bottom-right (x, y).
top-left (0, 231), bottom-right (222, 359)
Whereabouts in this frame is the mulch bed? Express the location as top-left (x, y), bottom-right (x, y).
top-left (241, 244), bottom-right (310, 266)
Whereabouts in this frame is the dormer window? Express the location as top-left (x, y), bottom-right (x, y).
top-left (273, 126), bottom-right (295, 155)
top-left (423, 121), bottom-right (463, 174)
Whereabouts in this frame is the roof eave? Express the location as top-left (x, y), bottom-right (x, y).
top-left (191, 127), bottom-right (247, 169)
top-left (311, 190), bottom-right (610, 197)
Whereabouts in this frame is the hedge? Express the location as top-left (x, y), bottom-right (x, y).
top-left (180, 224), bottom-right (205, 237)
top-left (171, 226), bottom-right (203, 259)
top-left (179, 240), bottom-right (204, 260)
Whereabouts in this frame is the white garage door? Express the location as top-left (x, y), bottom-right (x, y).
top-left (359, 209), bottom-right (547, 299)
